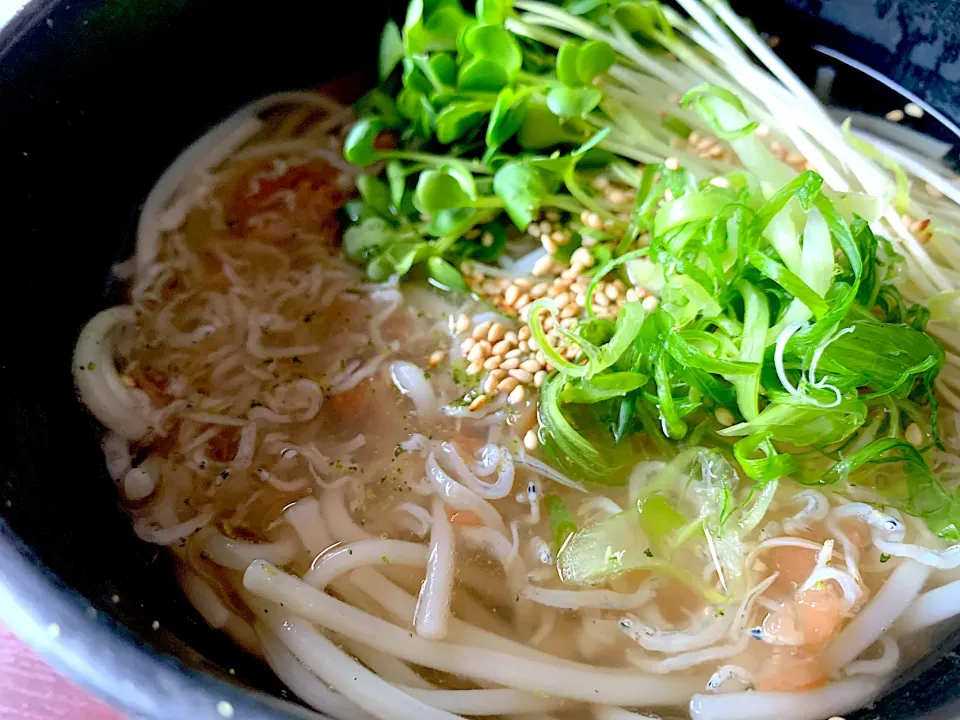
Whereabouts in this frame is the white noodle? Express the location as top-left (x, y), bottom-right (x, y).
top-left (394, 503), bottom-right (432, 537)
top-left (320, 486), bottom-right (371, 543)
top-left (896, 577), bottom-right (960, 634)
top-left (73, 306), bottom-right (152, 439)
top-left (102, 432), bottom-right (132, 481)
top-left (260, 611), bottom-right (460, 720)
top-left (284, 497), bottom-right (335, 556)
top-left (245, 562), bottom-right (707, 706)
top-left (688, 675), bottom-right (886, 720)
top-left (304, 539), bottom-right (428, 589)
top-left (390, 361), bottom-right (437, 413)
top-left (415, 497), bottom-right (456, 640)
top-left (522, 582), bottom-right (657, 611)
top-left (257, 626), bottom-right (377, 720)
top-left (398, 686), bottom-right (567, 715)
top-left (181, 570), bottom-right (230, 630)
top-left (198, 531), bottom-right (297, 571)
top-left (339, 638), bottom-right (434, 690)
top-left (822, 559), bottom-right (931, 673)
top-left (845, 635), bottom-right (901, 677)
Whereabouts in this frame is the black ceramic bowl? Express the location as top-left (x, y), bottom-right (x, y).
top-left (3, 1), bottom-right (960, 718)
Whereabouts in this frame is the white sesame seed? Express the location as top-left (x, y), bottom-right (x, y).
top-left (570, 247), bottom-right (595, 268)
top-left (472, 321), bottom-right (492, 340)
top-left (607, 188), bottom-right (628, 205)
top-left (885, 108), bottom-right (905, 122)
top-left (508, 385), bottom-right (527, 404)
top-left (560, 303), bottom-right (579, 319)
top-left (497, 377), bottom-right (520, 393)
top-left (524, 429), bottom-right (539, 451)
top-left (467, 342), bottom-right (490, 362)
top-left (509, 368), bottom-right (535, 384)
top-left (715, 408), bottom-right (735, 427)
top-left (483, 355), bottom-right (503, 370)
top-left (906, 422), bottom-right (923, 447)
top-left (904, 102), bottom-right (924, 118)
top-left (520, 359), bottom-right (543, 373)
top-left (487, 322), bottom-right (506, 343)
top-left (217, 701), bottom-right (235, 718)
top-left (492, 339), bottom-right (512, 355)
top-left (533, 255), bottom-right (555, 276)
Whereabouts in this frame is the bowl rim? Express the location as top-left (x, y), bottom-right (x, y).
top-left (0, 3), bottom-right (312, 715)
top-left (1, 1), bottom-right (960, 719)
top-left (0, 519), bottom-right (310, 720)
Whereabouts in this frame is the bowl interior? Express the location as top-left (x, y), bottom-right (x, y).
top-left (1, 1), bottom-right (960, 718)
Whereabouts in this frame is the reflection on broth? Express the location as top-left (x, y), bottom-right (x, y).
top-left (72, 2), bottom-right (960, 718)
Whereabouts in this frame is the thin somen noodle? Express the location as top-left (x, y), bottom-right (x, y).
top-left (71, 0), bottom-right (960, 717)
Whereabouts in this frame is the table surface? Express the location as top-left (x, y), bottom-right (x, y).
top-left (0, 624), bottom-right (123, 720)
